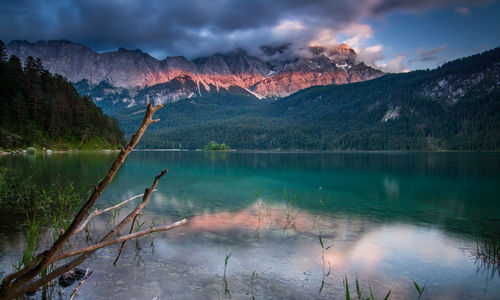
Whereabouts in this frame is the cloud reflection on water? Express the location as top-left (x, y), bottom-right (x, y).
top-left (148, 199), bottom-right (497, 299)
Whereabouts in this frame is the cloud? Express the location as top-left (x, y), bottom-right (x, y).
top-left (380, 55), bottom-right (408, 73)
top-left (274, 20), bottom-right (305, 32)
top-left (0, 0), bottom-right (490, 59)
top-left (340, 23), bottom-right (373, 49)
top-left (416, 44), bottom-right (447, 61)
top-left (357, 44), bottom-right (385, 68)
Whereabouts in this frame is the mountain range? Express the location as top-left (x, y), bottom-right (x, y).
top-left (6, 40), bottom-right (500, 150)
top-left (133, 47), bottom-right (500, 151)
top-left (7, 40), bottom-right (382, 111)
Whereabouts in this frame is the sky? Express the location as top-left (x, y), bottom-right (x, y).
top-left (1, 0), bottom-right (499, 72)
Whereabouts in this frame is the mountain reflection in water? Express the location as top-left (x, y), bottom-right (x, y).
top-left (88, 199), bottom-right (495, 300)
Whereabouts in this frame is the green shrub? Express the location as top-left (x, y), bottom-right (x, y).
top-left (204, 141), bottom-right (230, 151)
top-left (26, 147), bottom-right (36, 155)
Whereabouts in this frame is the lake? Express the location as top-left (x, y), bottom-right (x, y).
top-left (1, 151), bottom-right (500, 299)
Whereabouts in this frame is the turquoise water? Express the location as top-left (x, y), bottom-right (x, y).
top-left (1, 151), bottom-right (500, 299)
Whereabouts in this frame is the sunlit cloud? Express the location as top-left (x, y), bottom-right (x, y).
top-left (356, 44), bottom-right (385, 69)
top-left (380, 55), bottom-right (408, 73)
top-left (273, 20), bottom-right (305, 32)
top-left (341, 23), bottom-right (373, 49)
top-left (308, 28), bottom-right (338, 48)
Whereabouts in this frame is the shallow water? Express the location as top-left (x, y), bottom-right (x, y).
top-left (1, 151), bottom-right (500, 299)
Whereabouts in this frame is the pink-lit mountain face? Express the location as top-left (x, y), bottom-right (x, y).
top-left (7, 40), bottom-right (383, 104)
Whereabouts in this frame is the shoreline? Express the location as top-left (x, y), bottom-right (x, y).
top-left (0, 149), bottom-right (121, 155)
top-left (133, 148), bottom-right (500, 154)
top-left (2, 148), bottom-right (500, 155)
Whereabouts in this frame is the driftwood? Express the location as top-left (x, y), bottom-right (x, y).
top-left (0, 103), bottom-right (188, 299)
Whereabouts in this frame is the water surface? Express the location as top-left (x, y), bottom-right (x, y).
top-left (1, 151), bottom-right (499, 299)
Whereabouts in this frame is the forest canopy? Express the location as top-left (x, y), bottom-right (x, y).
top-left (0, 41), bottom-right (124, 150)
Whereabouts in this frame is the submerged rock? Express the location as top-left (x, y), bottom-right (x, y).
top-left (58, 268), bottom-right (86, 287)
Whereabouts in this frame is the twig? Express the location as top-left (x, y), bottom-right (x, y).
top-left (75, 190), bottom-right (157, 235)
top-left (54, 220), bottom-right (188, 261)
top-left (113, 213), bottom-right (139, 266)
top-left (69, 268), bottom-right (93, 300)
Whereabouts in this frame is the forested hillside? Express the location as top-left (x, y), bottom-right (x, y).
top-left (0, 41), bottom-right (124, 150)
top-left (136, 47), bottom-right (500, 150)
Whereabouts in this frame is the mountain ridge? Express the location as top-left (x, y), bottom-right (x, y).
top-left (7, 39), bottom-right (383, 104)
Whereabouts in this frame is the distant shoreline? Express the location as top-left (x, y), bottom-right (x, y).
top-left (132, 149), bottom-right (500, 154)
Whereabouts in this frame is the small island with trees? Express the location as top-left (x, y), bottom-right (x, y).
top-left (204, 141), bottom-right (230, 151)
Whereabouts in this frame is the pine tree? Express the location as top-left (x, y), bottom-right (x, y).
top-left (0, 54), bottom-right (124, 149)
top-left (0, 40), bottom-right (7, 63)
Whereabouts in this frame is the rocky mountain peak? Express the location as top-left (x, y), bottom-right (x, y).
top-left (221, 49), bottom-right (270, 75)
top-left (332, 43), bottom-right (355, 55)
top-left (8, 39), bottom-right (96, 57)
top-left (306, 44), bottom-right (356, 58)
top-left (308, 46), bottom-right (328, 56)
top-left (194, 54), bottom-right (233, 75)
top-left (162, 56), bottom-right (196, 72)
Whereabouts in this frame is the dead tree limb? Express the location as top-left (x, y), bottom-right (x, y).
top-left (113, 213), bottom-right (139, 266)
top-left (15, 169), bottom-right (170, 295)
top-left (0, 103), bottom-right (188, 299)
top-left (75, 190), bottom-right (157, 235)
top-left (56, 219), bottom-right (187, 261)
top-left (69, 268), bottom-right (92, 300)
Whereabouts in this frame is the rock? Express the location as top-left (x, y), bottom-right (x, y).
top-left (58, 268), bottom-right (86, 287)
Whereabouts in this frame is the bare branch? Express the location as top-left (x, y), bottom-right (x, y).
top-left (55, 219), bottom-right (187, 261)
top-left (15, 169), bottom-right (172, 296)
top-left (69, 268), bottom-right (93, 300)
top-left (75, 190), bottom-right (157, 235)
top-left (113, 213), bottom-right (138, 266)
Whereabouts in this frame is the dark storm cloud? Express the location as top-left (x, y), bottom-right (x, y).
top-left (0, 0), bottom-right (491, 59)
